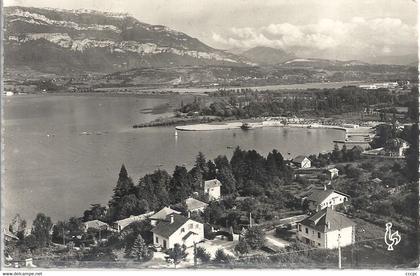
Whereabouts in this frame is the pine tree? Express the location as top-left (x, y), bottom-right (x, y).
top-left (128, 234), bottom-right (152, 262)
top-left (109, 164), bottom-right (135, 209)
top-left (169, 166), bottom-right (190, 203)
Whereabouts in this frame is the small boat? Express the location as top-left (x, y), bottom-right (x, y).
top-left (174, 130), bottom-right (178, 136)
top-left (227, 146), bottom-right (233, 149)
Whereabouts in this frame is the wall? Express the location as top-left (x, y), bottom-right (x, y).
top-left (296, 224), bottom-right (354, 249)
top-left (167, 220), bottom-right (204, 248)
top-left (208, 186), bottom-right (221, 200)
top-left (296, 223), bottom-right (325, 247)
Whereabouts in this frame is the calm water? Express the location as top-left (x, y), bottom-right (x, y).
top-left (3, 94), bottom-right (344, 223)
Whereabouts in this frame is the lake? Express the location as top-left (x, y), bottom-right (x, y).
top-left (3, 94), bottom-right (344, 223)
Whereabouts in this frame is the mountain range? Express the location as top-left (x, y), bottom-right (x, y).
top-left (4, 6), bottom-right (251, 74)
top-left (3, 6), bottom-right (417, 76)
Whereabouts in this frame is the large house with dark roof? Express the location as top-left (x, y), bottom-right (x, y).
top-left (149, 207), bottom-right (181, 226)
top-left (151, 213), bottom-right (204, 250)
top-left (305, 189), bottom-right (349, 212)
top-left (297, 208), bottom-right (355, 249)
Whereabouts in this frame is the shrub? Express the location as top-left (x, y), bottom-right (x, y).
top-left (213, 249), bottom-right (234, 264)
top-left (195, 247), bottom-right (211, 263)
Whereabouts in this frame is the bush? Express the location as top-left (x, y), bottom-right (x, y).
top-left (213, 249), bottom-right (234, 264)
top-left (195, 247), bottom-right (211, 263)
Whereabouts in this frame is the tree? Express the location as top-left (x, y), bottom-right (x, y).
top-left (137, 169), bottom-right (171, 211)
top-left (117, 195), bottom-right (149, 220)
top-left (195, 152), bottom-right (209, 176)
top-left (83, 204), bottom-right (107, 222)
top-left (213, 249), bottom-right (233, 264)
top-left (165, 243), bottom-right (188, 268)
top-left (31, 213), bottom-right (53, 248)
top-left (9, 214), bottom-right (26, 240)
top-left (127, 234), bottom-right (153, 262)
top-left (215, 155), bottom-right (237, 195)
top-left (235, 239), bottom-right (250, 256)
top-left (243, 227), bottom-right (265, 250)
top-left (108, 164), bottom-right (135, 217)
top-left (169, 166), bottom-right (190, 203)
top-left (23, 234), bottom-right (38, 253)
top-left (195, 246), bottom-right (211, 264)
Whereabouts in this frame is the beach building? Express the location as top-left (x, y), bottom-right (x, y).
top-left (185, 197), bottom-right (208, 213)
top-left (204, 179), bottom-right (222, 200)
top-left (305, 189), bottom-right (349, 212)
top-left (112, 211), bottom-right (155, 232)
top-left (296, 208), bottom-right (355, 249)
top-left (149, 207), bottom-right (181, 226)
top-left (152, 213), bottom-right (204, 250)
top-left (292, 156), bottom-right (311, 169)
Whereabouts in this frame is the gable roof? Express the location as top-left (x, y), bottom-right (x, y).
top-left (292, 155), bottom-right (308, 163)
top-left (204, 179), bottom-right (222, 189)
top-left (149, 207), bottom-right (180, 221)
top-left (83, 220), bottom-right (109, 230)
top-left (151, 214), bottom-right (191, 238)
top-left (185, 197), bottom-right (208, 211)
top-left (299, 208), bottom-right (355, 232)
top-left (114, 211), bottom-right (155, 229)
top-left (306, 189), bottom-right (349, 204)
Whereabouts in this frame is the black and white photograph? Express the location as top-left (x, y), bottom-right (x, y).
top-left (1, 0), bottom-right (419, 271)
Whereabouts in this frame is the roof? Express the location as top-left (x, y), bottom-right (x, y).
top-left (372, 178), bottom-right (383, 184)
top-left (292, 155), bottom-right (308, 163)
top-left (149, 207), bottom-right (181, 221)
top-left (328, 168), bottom-right (339, 172)
top-left (306, 189), bottom-right (349, 204)
top-left (114, 211), bottom-right (154, 229)
top-left (182, 231), bottom-right (198, 241)
top-left (83, 220), bottom-right (109, 230)
top-left (204, 179), bottom-right (222, 189)
top-left (299, 208), bottom-right (355, 232)
top-left (151, 214), bottom-right (191, 238)
top-left (296, 185), bottom-right (323, 198)
top-left (185, 197), bottom-right (208, 211)
top-left (3, 229), bottom-right (19, 240)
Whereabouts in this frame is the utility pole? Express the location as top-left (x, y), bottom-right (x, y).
top-left (193, 242), bottom-right (197, 267)
top-left (338, 233), bottom-right (342, 269)
top-left (62, 227), bottom-right (65, 245)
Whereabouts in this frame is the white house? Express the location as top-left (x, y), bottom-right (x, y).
top-left (185, 197), bottom-right (208, 213)
top-left (204, 179), bottom-right (222, 200)
top-left (151, 213), bottom-right (204, 250)
top-left (305, 189), bottom-right (349, 212)
top-left (112, 211), bottom-right (155, 232)
top-left (82, 220), bottom-right (110, 232)
top-left (327, 168), bottom-right (339, 179)
top-left (149, 207), bottom-right (181, 226)
top-left (296, 208), bottom-right (355, 249)
top-left (292, 156), bottom-right (311, 168)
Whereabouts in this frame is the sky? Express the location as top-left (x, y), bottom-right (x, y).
top-left (4, 0), bottom-right (418, 59)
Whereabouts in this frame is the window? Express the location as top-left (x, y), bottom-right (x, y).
top-left (155, 237), bottom-right (159, 243)
top-left (312, 230), bottom-right (314, 235)
top-left (305, 227), bottom-right (308, 234)
top-left (196, 224), bottom-right (199, 228)
top-left (189, 223), bottom-right (193, 229)
top-left (298, 225), bottom-right (302, 231)
top-left (163, 240), bottom-right (167, 249)
top-left (318, 232), bottom-right (321, 239)
top-left (181, 228), bottom-right (185, 233)
top-left (318, 243), bottom-right (321, 246)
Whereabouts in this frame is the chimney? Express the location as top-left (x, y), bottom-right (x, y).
top-left (323, 184), bottom-right (327, 191)
top-left (187, 211), bottom-right (191, 218)
top-left (170, 214), bottom-right (174, 224)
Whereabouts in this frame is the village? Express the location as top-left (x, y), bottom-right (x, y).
top-left (4, 120), bottom-right (417, 269)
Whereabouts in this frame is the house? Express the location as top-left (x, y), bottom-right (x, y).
top-left (112, 211), bottom-right (155, 232)
top-left (327, 168), bottom-right (339, 179)
top-left (152, 213), bottom-right (204, 250)
top-left (305, 189), bottom-right (349, 212)
top-left (296, 208), bottom-right (355, 249)
top-left (185, 197), bottom-right (208, 213)
top-left (292, 156), bottom-right (311, 168)
top-left (149, 207), bottom-right (181, 226)
top-left (204, 179), bottom-right (222, 200)
top-left (82, 220), bottom-right (110, 232)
